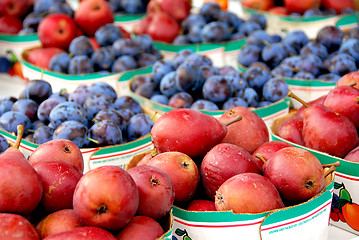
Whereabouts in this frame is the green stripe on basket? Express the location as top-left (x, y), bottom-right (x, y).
top-left (261, 190), bottom-right (332, 226)
top-left (224, 39), bottom-right (246, 52)
top-left (114, 13), bottom-right (145, 22)
top-left (0, 33), bottom-right (38, 42)
top-left (0, 129), bottom-right (38, 148)
top-left (284, 78), bottom-right (337, 87)
top-left (172, 206), bottom-right (268, 222)
top-left (23, 60), bottom-right (124, 81)
top-left (118, 65), bottom-right (152, 82)
top-left (253, 97), bottom-right (290, 118)
top-left (91, 134), bottom-right (152, 156)
top-left (336, 14), bottom-right (359, 27)
top-left (153, 42), bottom-right (225, 53)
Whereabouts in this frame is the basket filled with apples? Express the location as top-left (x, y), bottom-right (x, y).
top-left (240, 0), bottom-right (359, 39)
top-left (0, 124), bottom-right (173, 239)
top-left (0, 0), bottom-right (84, 59)
top-left (112, 0), bottom-right (151, 33)
top-left (124, 49), bottom-right (291, 128)
top-left (0, 79), bottom-right (162, 173)
top-left (270, 81), bottom-right (359, 234)
top-left (236, 24), bottom-right (359, 108)
top-left (20, 0), bottom-right (162, 95)
top-left (126, 107), bottom-right (336, 240)
top-left (134, 1), bottom-right (268, 68)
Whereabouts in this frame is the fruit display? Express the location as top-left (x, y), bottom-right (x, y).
top-left (0, 125), bottom-right (172, 239)
top-left (0, 0), bottom-right (78, 58)
top-left (237, 24), bottom-right (359, 106)
top-left (240, 0), bottom-right (359, 38)
top-left (127, 107), bottom-right (335, 240)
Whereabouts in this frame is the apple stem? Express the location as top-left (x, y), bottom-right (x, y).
top-left (223, 115), bottom-right (242, 126)
top-left (287, 91), bottom-right (308, 108)
top-left (322, 161), bottom-right (341, 168)
top-left (13, 125), bottom-right (24, 150)
top-left (323, 165), bottom-right (336, 178)
top-left (348, 82), bottom-right (357, 87)
top-left (254, 153), bottom-right (267, 164)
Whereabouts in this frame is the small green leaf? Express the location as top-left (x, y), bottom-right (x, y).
top-left (334, 182), bottom-right (344, 189)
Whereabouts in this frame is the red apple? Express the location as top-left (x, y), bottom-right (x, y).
top-left (323, 0), bottom-right (354, 13)
top-left (72, 165), bottom-right (139, 231)
top-left (147, 11), bottom-right (180, 43)
top-left (151, 108), bottom-right (228, 158)
top-left (324, 85), bottom-right (359, 128)
top-left (36, 209), bottom-right (82, 239)
top-left (0, 213), bottom-right (39, 240)
top-left (276, 115), bottom-right (304, 146)
top-left (33, 160), bottom-right (83, 213)
top-left (136, 153), bottom-right (154, 166)
top-left (29, 139), bottom-right (84, 173)
top-left (0, 0), bottom-right (30, 17)
top-left (74, 0), bottom-right (114, 36)
top-left (252, 141), bottom-right (293, 171)
top-left (25, 47), bottom-right (66, 69)
top-left (219, 107), bottom-right (269, 154)
top-left (284, 0), bottom-right (321, 14)
top-left (0, 145), bottom-right (43, 215)
top-left (157, 0), bottom-right (191, 22)
top-left (116, 216), bottom-right (164, 240)
top-left (200, 143), bottom-right (260, 200)
top-left (133, 16), bottom-right (152, 35)
top-left (241, 0), bottom-right (274, 10)
top-left (127, 165), bottom-right (175, 220)
top-left (187, 199), bottom-right (217, 211)
top-left (337, 71), bottom-right (359, 90)
top-left (344, 145), bottom-right (359, 163)
top-left (0, 15), bottom-right (22, 34)
top-left (263, 147), bottom-right (325, 203)
top-left (215, 173), bottom-right (284, 213)
top-left (38, 13), bottom-right (77, 50)
top-left (147, 151), bottom-right (200, 203)
top-left (43, 226), bottom-right (116, 240)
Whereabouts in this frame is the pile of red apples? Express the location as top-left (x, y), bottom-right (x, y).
top-left (0, 125), bottom-right (170, 239)
top-left (134, 0), bottom-right (191, 43)
top-left (24, 0), bottom-right (122, 70)
top-left (135, 106), bottom-right (333, 214)
top-left (276, 71), bottom-right (359, 163)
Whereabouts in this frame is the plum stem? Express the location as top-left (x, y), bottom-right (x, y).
top-left (13, 125), bottom-right (24, 150)
top-left (322, 161), bottom-right (340, 168)
top-left (287, 91), bottom-right (308, 108)
top-left (87, 137), bottom-right (99, 145)
top-left (150, 112), bottom-right (158, 121)
top-left (324, 165), bottom-right (336, 178)
top-left (254, 153), bottom-right (267, 164)
top-left (223, 115), bottom-right (242, 126)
